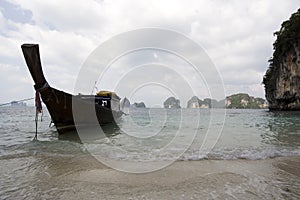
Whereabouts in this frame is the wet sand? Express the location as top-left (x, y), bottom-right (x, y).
top-left (1, 155), bottom-right (300, 199)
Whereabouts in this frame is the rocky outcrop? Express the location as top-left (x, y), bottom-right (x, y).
top-left (120, 97), bottom-right (131, 108)
top-left (186, 96), bottom-right (219, 108)
top-left (187, 94), bottom-right (267, 109)
top-left (132, 102), bottom-right (146, 108)
top-left (263, 9), bottom-right (300, 110)
top-left (226, 93), bottom-right (268, 109)
top-left (164, 97), bottom-right (181, 109)
top-left (203, 98), bottom-right (225, 108)
top-left (187, 96), bottom-right (201, 108)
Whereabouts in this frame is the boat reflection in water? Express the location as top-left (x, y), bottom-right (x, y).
top-left (57, 123), bottom-right (121, 143)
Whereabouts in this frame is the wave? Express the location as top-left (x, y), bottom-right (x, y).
top-left (181, 146), bottom-right (300, 161)
top-left (1, 140), bottom-right (300, 162)
top-left (83, 145), bottom-right (300, 162)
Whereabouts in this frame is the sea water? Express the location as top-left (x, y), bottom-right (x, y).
top-left (0, 106), bottom-right (299, 198)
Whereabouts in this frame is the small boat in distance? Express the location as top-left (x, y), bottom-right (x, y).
top-left (21, 44), bottom-right (123, 134)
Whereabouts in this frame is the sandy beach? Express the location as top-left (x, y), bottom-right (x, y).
top-left (59, 156), bottom-right (300, 199)
top-left (2, 154), bottom-right (299, 199)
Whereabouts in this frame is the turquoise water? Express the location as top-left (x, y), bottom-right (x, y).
top-left (0, 107), bottom-right (300, 199)
top-left (0, 107), bottom-right (300, 161)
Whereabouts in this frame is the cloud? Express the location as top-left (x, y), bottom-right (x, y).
top-left (0, 0), bottom-right (299, 105)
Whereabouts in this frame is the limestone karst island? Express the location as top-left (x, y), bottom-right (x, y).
top-left (263, 9), bottom-right (300, 110)
top-left (163, 93), bottom-right (268, 109)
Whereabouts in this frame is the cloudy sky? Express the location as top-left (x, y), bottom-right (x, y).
top-left (0, 0), bottom-right (299, 107)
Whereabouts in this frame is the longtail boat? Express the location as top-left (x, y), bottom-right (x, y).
top-left (21, 44), bottom-right (123, 134)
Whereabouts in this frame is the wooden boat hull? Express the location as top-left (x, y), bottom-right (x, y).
top-left (41, 86), bottom-right (122, 134)
top-left (21, 44), bottom-right (122, 134)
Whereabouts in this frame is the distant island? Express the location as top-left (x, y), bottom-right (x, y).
top-left (163, 93), bottom-right (267, 109)
top-left (120, 93), bottom-right (267, 109)
top-left (10, 101), bottom-right (27, 107)
top-left (163, 97), bottom-right (181, 109)
top-left (187, 96), bottom-right (225, 108)
top-left (131, 102), bottom-right (146, 108)
top-left (120, 97), bottom-right (146, 108)
top-left (187, 93), bottom-right (267, 109)
top-left (263, 9), bottom-right (300, 110)
top-left (225, 93), bottom-right (268, 109)
top-left (120, 97), bottom-right (131, 108)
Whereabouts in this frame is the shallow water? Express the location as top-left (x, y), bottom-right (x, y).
top-left (0, 107), bottom-right (299, 199)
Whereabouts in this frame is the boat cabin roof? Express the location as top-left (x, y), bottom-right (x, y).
top-left (96, 91), bottom-right (121, 100)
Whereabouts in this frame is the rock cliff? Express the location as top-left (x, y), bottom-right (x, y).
top-left (187, 96), bottom-right (203, 108)
top-left (164, 97), bottom-right (181, 109)
top-left (226, 93), bottom-right (268, 109)
top-left (132, 102), bottom-right (146, 108)
top-left (187, 96), bottom-right (224, 108)
top-left (263, 9), bottom-right (300, 110)
top-left (120, 97), bottom-right (131, 108)
top-left (186, 94), bottom-right (267, 109)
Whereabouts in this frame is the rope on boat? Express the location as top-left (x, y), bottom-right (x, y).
top-left (34, 91), bottom-right (43, 140)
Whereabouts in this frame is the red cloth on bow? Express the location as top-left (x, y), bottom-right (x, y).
top-left (35, 91), bottom-right (42, 113)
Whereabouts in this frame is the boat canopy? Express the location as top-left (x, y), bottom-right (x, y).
top-left (96, 91), bottom-right (121, 100)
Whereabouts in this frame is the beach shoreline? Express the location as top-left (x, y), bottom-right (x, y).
top-left (64, 156), bottom-right (300, 199)
top-left (2, 154), bottom-right (299, 199)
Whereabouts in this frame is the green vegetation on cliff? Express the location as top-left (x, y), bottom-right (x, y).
top-left (186, 93), bottom-right (267, 109)
top-left (273, 9), bottom-right (300, 60)
top-left (263, 9), bottom-right (300, 96)
top-left (226, 93), bottom-right (267, 109)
